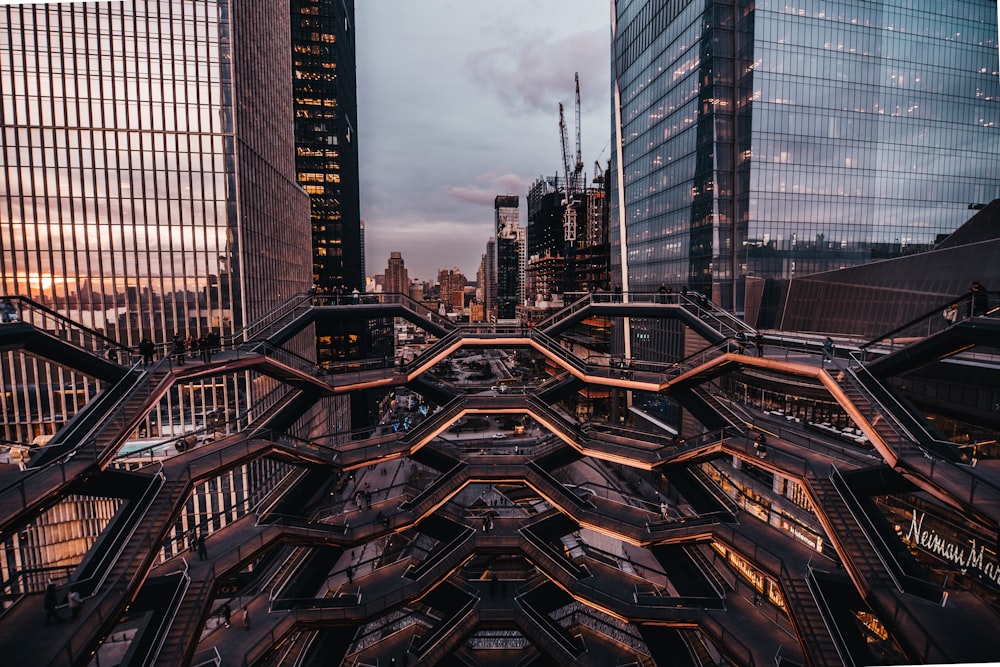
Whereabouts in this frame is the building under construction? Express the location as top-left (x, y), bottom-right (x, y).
top-left (524, 74), bottom-right (610, 317)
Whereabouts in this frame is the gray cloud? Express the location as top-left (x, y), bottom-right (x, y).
top-left (447, 186), bottom-right (500, 207)
top-left (357, 2), bottom-right (610, 281)
top-left (464, 28), bottom-right (608, 117)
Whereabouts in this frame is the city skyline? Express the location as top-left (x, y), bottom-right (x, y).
top-left (355, 0), bottom-right (611, 282)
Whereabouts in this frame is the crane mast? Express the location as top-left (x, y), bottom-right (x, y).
top-left (559, 102), bottom-right (576, 243)
top-left (573, 72), bottom-right (584, 194)
top-left (559, 102), bottom-right (572, 202)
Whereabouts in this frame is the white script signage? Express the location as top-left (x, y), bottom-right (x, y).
top-left (905, 509), bottom-right (1000, 587)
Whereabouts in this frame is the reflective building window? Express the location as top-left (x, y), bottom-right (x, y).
top-left (0, 1), bottom-right (312, 438)
top-left (611, 0), bottom-right (1000, 315)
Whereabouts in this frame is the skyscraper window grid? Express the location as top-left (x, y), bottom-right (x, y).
top-left (0, 0), bottom-right (315, 435)
top-left (0, 0), bottom-right (315, 621)
top-left (1, 1), bottom-right (235, 442)
top-left (290, 0), bottom-right (362, 296)
top-left (611, 0), bottom-right (1000, 318)
top-left (495, 194), bottom-right (525, 321)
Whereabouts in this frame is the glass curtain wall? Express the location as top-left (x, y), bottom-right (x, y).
top-left (0, 0), bottom-right (313, 437)
top-left (611, 0), bottom-right (1000, 317)
top-left (1, 1), bottom-right (238, 345)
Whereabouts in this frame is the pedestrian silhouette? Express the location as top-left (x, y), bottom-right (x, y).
top-left (822, 337), bottom-right (835, 363)
top-left (139, 338), bottom-right (155, 366)
top-left (44, 581), bottom-right (61, 625)
top-left (969, 281), bottom-right (989, 317)
top-left (172, 333), bottom-right (185, 365)
top-left (0, 298), bottom-right (18, 323)
top-left (68, 586), bottom-right (83, 619)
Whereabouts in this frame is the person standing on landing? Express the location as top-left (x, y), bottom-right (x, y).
top-left (822, 337), bottom-right (835, 364)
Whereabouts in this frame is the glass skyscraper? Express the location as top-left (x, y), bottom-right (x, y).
top-left (291, 0), bottom-right (361, 295)
top-left (611, 0), bottom-right (1000, 315)
top-left (1, 0), bottom-right (313, 436)
top-left (0, 0), bottom-right (314, 613)
top-left (495, 194), bottom-right (525, 321)
top-left (290, 0), bottom-right (377, 431)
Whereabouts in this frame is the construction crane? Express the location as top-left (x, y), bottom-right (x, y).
top-left (559, 73), bottom-right (589, 244)
top-left (559, 101), bottom-right (577, 243)
top-left (593, 160), bottom-right (604, 184)
top-left (573, 72), bottom-right (584, 194)
top-left (559, 102), bottom-right (572, 200)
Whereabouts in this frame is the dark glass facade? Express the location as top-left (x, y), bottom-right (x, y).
top-left (290, 0), bottom-right (380, 435)
top-left (290, 0), bottom-right (361, 294)
top-left (0, 0), bottom-right (311, 610)
top-left (495, 194), bottom-right (524, 320)
top-left (611, 0), bottom-right (1000, 313)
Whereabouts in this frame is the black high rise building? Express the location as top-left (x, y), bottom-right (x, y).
top-left (291, 0), bottom-right (362, 295)
top-left (291, 1), bottom-right (386, 431)
top-left (495, 195), bottom-right (524, 321)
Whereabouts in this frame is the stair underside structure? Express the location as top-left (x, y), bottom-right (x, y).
top-left (0, 296), bottom-right (998, 667)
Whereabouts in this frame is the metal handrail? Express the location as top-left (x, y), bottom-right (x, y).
top-left (527, 328), bottom-right (589, 373)
top-left (191, 647), bottom-right (222, 667)
top-left (50, 409), bottom-right (293, 665)
top-left (405, 526), bottom-right (475, 580)
top-left (673, 293), bottom-right (750, 336)
top-left (859, 294), bottom-right (975, 352)
top-left (79, 360), bottom-right (168, 467)
top-left (0, 361), bottom-right (161, 522)
top-left (311, 291), bottom-right (456, 333)
top-left (519, 527), bottom-right (590, 580)
top-left (737, 409), bottom-right (881, 467)
top-left (673, 292), bottom-right (746, 338)
top-left (555, 603), bottom-right (650, 658)
top-left (241, 291), bottom-right (314, 342)
top-left (23, 360), bottom-right (145, 468)
top-left (74, 468), bottom-right (166, 598)
top-left (411, 593), bottom-right (479, 658)
top-left (536, 292), bottom-right (594, 330)
top-left (400, 396), bottom-right (466, 443)
top-left (379, 291), bottom-right (456, 332)
top-left (836, 362), bottom-right (921, 456)
top-left (524, 461), bottom-right (595, 510)
top-left (50, 466), bottom-right (178, 665)
top-left (0, 294), bottom-right (136, 360)
top-left (849, 351), bottom-right (968, 461)
top-left (514, 594), bottom-right (585, 656)
top-left (829, 465), bottom-right (945, 602)
top-left (132, 564), bottom-right (191, 667)
top-left (402, 330), bottom-right (464, 372)
top-left (525, 395), bottom-right (580, 439)
top-left (397, 461), bottom-right (466, 512)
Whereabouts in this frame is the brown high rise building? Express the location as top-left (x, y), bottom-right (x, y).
top-left (384, 251), bottom-right (410, 296)
top-left (438, 268), bottom-right (467, 313)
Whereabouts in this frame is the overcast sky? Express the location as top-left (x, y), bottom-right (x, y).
top-left (355, 1), bottom-right (612, 283)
